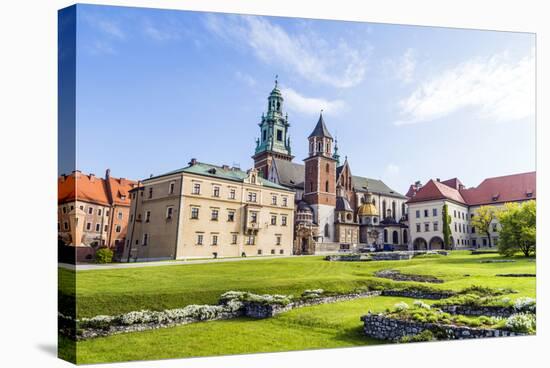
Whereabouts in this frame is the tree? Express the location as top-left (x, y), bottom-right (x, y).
top-left (470, 205), bottom-right (498, 248)
top-left (442, 204), bottom-right (452, 249)
top-left (497, 200), bottom-right (536, 257)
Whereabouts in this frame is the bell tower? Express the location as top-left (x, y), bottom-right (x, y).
top-left (304, 112), bottom-right (337, 242)
top-left (252, 77), bottom-right (293, 179)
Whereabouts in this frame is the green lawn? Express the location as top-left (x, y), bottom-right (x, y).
top-left (60, 251), bottom-right (535, 318)
top-left (58, 251), bottom-right (536, 364)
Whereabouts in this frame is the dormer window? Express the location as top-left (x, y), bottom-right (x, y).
top-left (526, 190), bottom-right (533, 198)
top-left (492, 193), bottom-right (500, 201)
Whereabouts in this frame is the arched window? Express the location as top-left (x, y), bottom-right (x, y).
top-left (325, 181), bottom-right (329, 192)
top-left (317, 141), bottom-right (322, 152)
top-left (402, 203), bottom-right (406, 216)
top-left (326, 163), bottom-right (330, 173)
top-left (403, 229), bottom-right (408, 244)
top-left (392, 201), bottom-right (396, 219)
top-left (372, 198), bottom-right (376, 206)
top-left (326, 143), bottom-right (330, 153)
top-left (384, 229), bottom-right (388, 243)
top-left (382, 200), bottom-right (387, 218)
top-left (324, 223), bottom-right (330, 237)
top-left (310, 181), bottom-right (314, 192)
top-left (392, 231), bottom-right (399, 244)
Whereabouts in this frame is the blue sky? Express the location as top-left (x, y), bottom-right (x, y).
top-left (71, 4), bottom-right (535, 194)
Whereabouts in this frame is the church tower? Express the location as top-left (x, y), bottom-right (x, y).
top-left (304, 112), bottom-right (337, 242)
top-left (252, 78), bottom-right (293, 178)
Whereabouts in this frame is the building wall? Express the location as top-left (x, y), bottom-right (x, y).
top-left (355, 192), bottom-right (408, 223)
top-left (125, 172), bottom-right (295, 261)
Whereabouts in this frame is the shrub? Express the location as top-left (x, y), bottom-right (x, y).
top-left (301, 289), bottom-right (325, 299)
top-left (400, 330), bottom-right (435, 343)
top-left (95, 247), bottom-right (114, 264)
top-left (413, 300), bottom-right (431, 310)
top-left (513, 297), bottom-right (536, 313)
top-left (394, 302), bottom-right (409, 312)
top-left (505, 313), bottom-right (536, 333)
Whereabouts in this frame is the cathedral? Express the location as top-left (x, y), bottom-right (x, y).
top-left (253, 81), bottom-right (410, 254)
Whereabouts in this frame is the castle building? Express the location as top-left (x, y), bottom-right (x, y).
top-left (122, 160), bottom-right (295, 261)
top-left (58, 169), bottom-right (137, 261)
top-left (406, 172), bottom-right (536, 250)
top-left (253, 82), bottom-right (409, 254)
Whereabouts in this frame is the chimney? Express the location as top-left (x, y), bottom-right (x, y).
top-left (189, 158), bottom-right (197, 166)
top-left (222, 164), bottom-right (229, 170)
top-left (89, 173), bottom-right (95, 182)
top-left (60, 174), bottom-right (66, 182)
top-left (436, 178), bottom-right (440, 182)
top-left (105, 168), bottom-right (111, 179)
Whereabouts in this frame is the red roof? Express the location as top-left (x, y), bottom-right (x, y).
top-left (407, 179), bottom-right (466, 205)
top-left (58, 170), bottom-right (136, 206)
top-left (405, 184), bottom-right (417, 198)
top-left (460, 172), bottom-right (536, 206)
top-left (406, 172), bottom-right (536, 206)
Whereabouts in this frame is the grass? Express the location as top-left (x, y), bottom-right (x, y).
top-left (68, 296), bottom-right (405, 364)
top-left (58, 251), bottom-right (536, 363)
top-left (60, 251), bottom-right (535, 318)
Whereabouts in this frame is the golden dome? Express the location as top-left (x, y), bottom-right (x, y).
top-left (358, 202), bottom-right (378, 216)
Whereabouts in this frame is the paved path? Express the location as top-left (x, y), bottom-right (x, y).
top-left (59, 254), bottom-right (317, 271)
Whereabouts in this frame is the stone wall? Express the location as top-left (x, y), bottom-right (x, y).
top-left (361, 313), bottom-right (524, 341)
top-left (381, 289), bottom-right (455, 300)
top-left (439, 305), bottom-right (535, 318)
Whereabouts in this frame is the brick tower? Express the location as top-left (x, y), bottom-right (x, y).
top-left (304, 112), bottom-right (337, 242)
top-left (252, 78), bottom-right (293, 179)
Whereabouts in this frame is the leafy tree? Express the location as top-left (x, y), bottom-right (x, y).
top-left (471, 205), bottom-right (498, 248)
top-left (442, 204), bottom-right (452, 249)
top-left (497, 200), bottom-right (536, 257)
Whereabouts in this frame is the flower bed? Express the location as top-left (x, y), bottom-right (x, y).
top-left (325, 250), bottom-right (449, 262)
top-left (375, 269), bottom-right (444, 284)
top-left (434, 295), bottom-right (535, 317)
top-left (496, 273), bottom-right (536, 277)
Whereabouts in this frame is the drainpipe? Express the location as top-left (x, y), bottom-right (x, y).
top-left (127, 182), bottom-right (140, 263)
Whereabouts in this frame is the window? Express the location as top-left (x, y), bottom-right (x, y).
top-left (211, 209), bottom-right (219, 221)
top-left (462, 212), bottom-right (465, 220)
top-left (416, 224), bottom-right (421, 232)
top-left (168, 181), bottom-right (175, 194)
top-left (325, 181), bottom-right (329, 192)
top-left (88, 207), bottom-right (93, 215)
top-left (258, 249), bottom-right (263, 255)
top-left (276, 129), bottom-right (283, 141)
top-left (424, 223), bottom-right (430, 232)
top-left (482, 238), bottom-right (487, 246)
top-left (115, 225), bottom-right (121, 233)
top-left (231, 234), bottom-right (238, 244)
top-left (104, 224), bottom-right (108, 232)
top-left (86, 222), bottom-right (92, 231)
top-left (454, 223), bottom-right (457, 232)
top-left (282, 197), bottom-right (288, 207)
top-left (250, 212), bottom-right (258, 223)
top-left (229, 188), bottom-right (236, 199)
top-left (276, 236), bottom-right (281, 245)
top-left (424, 209), bottom-right (429, 217)
top-left (213, 186), bottom-right (220, 197)
top-left (432, 208), bottom-right (438, 217)
top-left (262, 130), bottom-right (267, 141)
top-left (453, 210), bottom-right (457, 218)
top-left (433, 222), bottom-right (439, 231)
top-left (166, 207), bottom-right (174, 219)
top-left (227, 211), bottom-right (235, 222)
top-left (271, 215), bottom-right (277, 225)
top-left (281, 216), bottom-right (287, 226)
top-left (105, 209), bottom-right (110, 217)
top-left (148, 187), bottom-right (153, 199)
top-left (62, 206), bottom-right (67, 214)
top-left (97, 209), bottom-right (102, 216)
top-left (118, 212), bottom-right (123, 220)
top-left (248, 192), bottom-right (257, 202)
top-left (80, 205), bottom-right (84, 210)
top-left (271, 249), bottom-right (276, 255)
top-left (472, 239), bottom-right (477, 247)
top-left (197, 234), bottom-right (203, 245)
top-left (95, 223), bottom-right (100, 232)
top-left (326, 163), bottom-right (330, 173)
top-left (143, 233), bottom-right (149, 246)
top-left (193, 183), bottom-right (201, 194)
top-left (64, 222), bottom-right (69, 230)
top-left (492, 223), bottom-right (498, 232)
top-left (246, 235), bottom-right (255, 245)
top-left (212, 235), bottom-right (218, 246)
top-left (472, 226), bottom-right (476, 234)
top-left (324, 223), bottom-right (330, 237)
top-left (145, 210), bottom-right (151, 223)
top-left (280, 249), bottom-right (284, 255)
top-left (415, 210), bottom-right (420, 218)
top-left (272, 195), bottom-right (277, 205)
top-left (191, 207), bottom-right (199, 219)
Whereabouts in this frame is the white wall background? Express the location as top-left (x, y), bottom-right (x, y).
top-left (0, 1), bottom-right (548, 368)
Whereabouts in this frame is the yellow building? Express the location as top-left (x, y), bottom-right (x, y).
top-left (123, 159), bottom-right (295, 261)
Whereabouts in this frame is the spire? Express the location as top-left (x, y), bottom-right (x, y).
top-left (333, 138), bottom-right (340, 165)
top-left (308, 111), bottom-right (333, 139)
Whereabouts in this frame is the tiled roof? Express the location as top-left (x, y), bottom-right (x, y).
top-left (273, 159), bottom-right (406, 198)
top-left (460, 172), bottom-right (536, 206)
top-left (405, 184), bottom-right (417, 198)
top-left (407, 172), bottom-right (536, 206)
top-left (149, 162), bottom-right (292, 191)
top-left (406, 179), bottom-right (466, 205)
top-left (58, 171), bottom-right (136, 206)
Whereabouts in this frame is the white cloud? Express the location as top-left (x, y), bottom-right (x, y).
top-left (142, 20), bottom-right (181, 42)
top-left (82, 14), bottom-right (125, 40)
top-left (395, 51), bottom-right (534, 125)
top-left (234, 71), bottom-right (256, 87)
top-left (204, 15), bottom-right (371, 88)
top-left (281, 87), bottom-right (346, 116)
top-left (385, 163), bottom-right (400, 176)
top-left (394, 48), bottom-right (416, 84)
